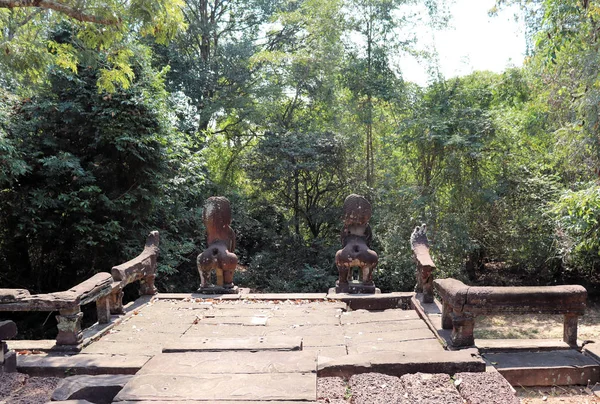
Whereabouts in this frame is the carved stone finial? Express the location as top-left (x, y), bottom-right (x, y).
top-left (334, 194), bottom-right (379, 294)
top-left (197, 197), bottom-right (238, 293)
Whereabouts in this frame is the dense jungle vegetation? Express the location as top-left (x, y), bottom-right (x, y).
top-left (1, 0), bottom-right (600, 298)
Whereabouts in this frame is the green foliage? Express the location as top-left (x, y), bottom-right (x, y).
top-left (246, 131), bottom-right (349, 239)
top-left (0, 49), bottom-right (170, 292)
top-left (241, 236), bottom-right (338, 292)
top-left (551, 183), bottom-right (600, 283)
top-left (5, 0), bottom-right (600, 298)
top-left (0, 0), bottom-right (185, 92)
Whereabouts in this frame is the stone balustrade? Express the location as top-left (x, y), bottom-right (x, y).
top-left (434, 278), bottom-right (587, 348)
top-left (109, 231), bottom-right (159, 314)
top-left (0, 231), bottom-right (159, 350)
top-left (411, 224), bottom-right (436, 303)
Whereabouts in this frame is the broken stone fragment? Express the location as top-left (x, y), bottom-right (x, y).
top-left (51, 374), bottom-right (132, 404)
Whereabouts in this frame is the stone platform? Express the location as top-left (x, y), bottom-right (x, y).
top-left (8, 291), bottom-right (595, 402)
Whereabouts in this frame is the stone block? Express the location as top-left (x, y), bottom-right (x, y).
top-left (486, 350), bottom-right (600, 386)
top-left (114, 373), bottom-right (317, 402)
top-left (0, 320), bottom-right (17, 339)
top-left (161, 336), bottom-right (303, 352)
top-left (138, 351), bottom-right (316, 374)
top-left (18, 353), bottom-right (150, 377)
top-left (51, 374), bottom-right (132, 404)
top-left (317, 349), bottom-right (485, 378)
top-left (1, 350), bottom-right (17, 373)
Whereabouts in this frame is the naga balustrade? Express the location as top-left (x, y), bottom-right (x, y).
top-left (410, 224), bottom-right (436, 303)
top-left (0, 231), bottom-right (159, 350)
top-left (434, 278), bottom-right (587, 348)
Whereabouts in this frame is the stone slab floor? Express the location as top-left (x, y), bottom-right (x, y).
top-left (85, 298), bottom-right (444, 402)
top-left (83, 298), bottom-right (444, 360)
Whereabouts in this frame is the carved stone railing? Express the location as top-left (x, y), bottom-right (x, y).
top-left (109, 231), bottom-right (159, 314)
top-left (434, 278), bottom-right (587, 348)
top-left (411, 224), bottom-right (436, 303)
top-left (0, 273), bottom-right (113, 350)
top-left (0, 231), bottom-right (159, 350)
top-left (0, 320), bottom-right (17, 372)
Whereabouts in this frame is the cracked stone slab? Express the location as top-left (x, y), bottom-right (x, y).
top-left (162, 336), bottom-right (303, 352)
top-left (342, 319), bottom-right (429, 334)
top-left (113, 373), bottom-right (316, 401)
top-left (343, 328), bottom-right (435, 345)
top-left (138, 351), bottom-right (316, 374)
top-left (346, 338), bottom-right (444, 355)
top-left (181, 324), bottom-right (268, 338)
top-left (340, 309), bottom-right (419, 324)
top-left (318, 349), bottom-right (485, 378)
top-left (81, 341), bottom-right (162, 356)
top-left (18, 353), bottom-right (150, 377)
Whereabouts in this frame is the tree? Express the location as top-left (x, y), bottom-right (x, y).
top-left (0, 46), bottom-right (171, 292)
top-left (156, 0), bottom-right (279, 133)
top-left (0, 0), bottom-right (185, 91)
top-left (343, 0), bottom-right (448, 189)
top-left (246, 131), bottom-right (348, 239)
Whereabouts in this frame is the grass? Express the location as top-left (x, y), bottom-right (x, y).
top-left (473, 301), bottom-right (600, 341)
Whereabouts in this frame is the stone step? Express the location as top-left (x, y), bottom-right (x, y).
top-left (162, 336), bottom-right (303, 352)
top-left (17, 353), bottom-right (150, 377)
top-left (317, 349), bottom-right (485, 378)
top-left (484, 349), bottom-right (600, 386)
top-left (476, 338), bottom-right (571, 352)
top-left (139, 351), bottom-right (317, 374)
top-left (346, 338), bottom-right (444, 355)
top-left (113, 373), bottom-right (317, 402)
top-left (327, 292), bottom-right (413, 310)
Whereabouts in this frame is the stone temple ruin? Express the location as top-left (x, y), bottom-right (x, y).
top-left (1, 204), bottom-right (600, 403)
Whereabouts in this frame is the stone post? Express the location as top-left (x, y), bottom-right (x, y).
top-left (96, 295), bottom-right (111, 324)
top-left (109, 285), bottom-right (125, 315)
top-left (563, 313), bottom-right (579, 347)
top-left (140, 274), bottom-right (157, 295)
top-left (0, 320), bottom-right (17, 373)
top-left (421, 266), bottom-right (434, 303)
top-left (450, 310), bottom-right (475, 347)
top-left (56, 307), bottom-right (84, 347)
top-left (441, 300), bottom-right (454, 330)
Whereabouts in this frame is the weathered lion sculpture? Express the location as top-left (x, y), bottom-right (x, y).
top-left (197, 197), bottom-right (238, 290)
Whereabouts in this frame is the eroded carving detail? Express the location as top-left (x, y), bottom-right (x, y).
top-left (335, 194), bottom-right (379, 294)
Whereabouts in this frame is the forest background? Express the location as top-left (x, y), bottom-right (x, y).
top-left (1, 0), bottom-right (600, 308)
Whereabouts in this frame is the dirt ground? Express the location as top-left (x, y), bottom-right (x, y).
top-left (516, 385), bottom-right (600, 403)
top-left (474, 301), bottom-right (600, 341)
top-left (0, 372), bottom-right (60, 404)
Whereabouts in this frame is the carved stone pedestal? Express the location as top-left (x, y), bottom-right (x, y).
top-left (450, 311), bottom-right (475, 348)
top-left (55, 308), bottom-right (84, 351)
top-left (197, 285), bottom-right (239, 295)
top-left (333, 281), bottom-right (381, 294)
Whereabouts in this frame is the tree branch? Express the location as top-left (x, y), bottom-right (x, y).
top-left (0, 0), bottom-right (119, 25)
